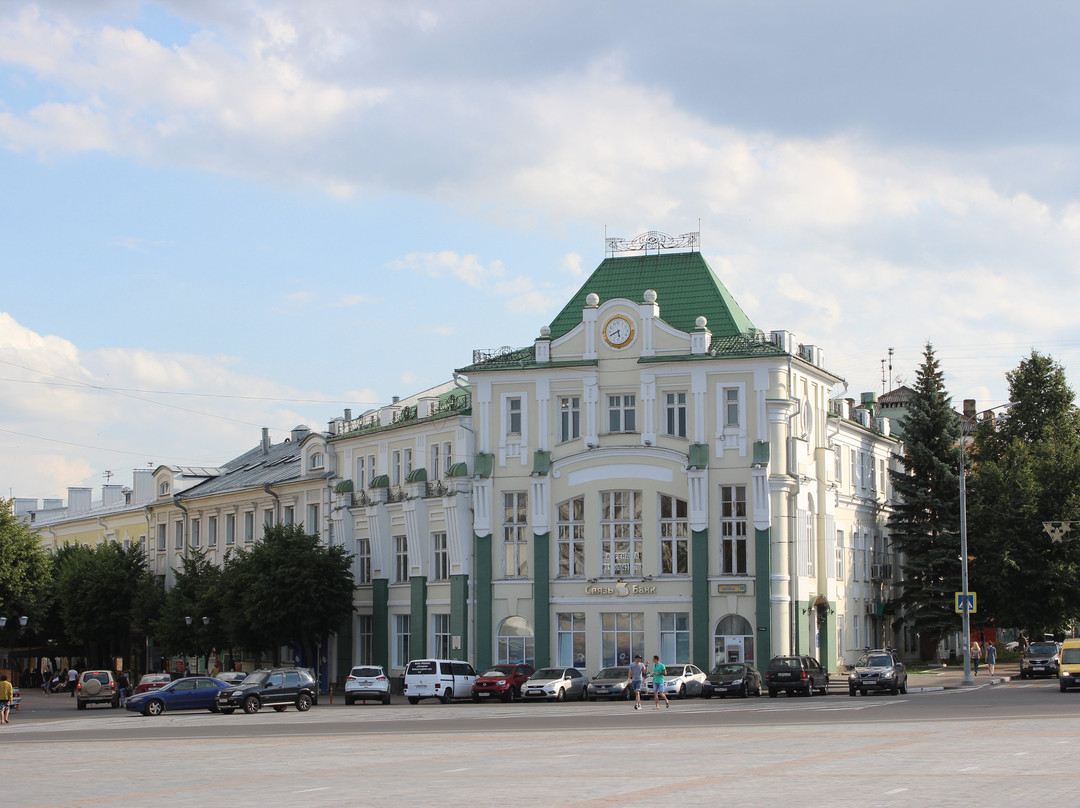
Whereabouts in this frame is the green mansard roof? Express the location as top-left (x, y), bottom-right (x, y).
top-left (547, 251), bottom-right (756, 339)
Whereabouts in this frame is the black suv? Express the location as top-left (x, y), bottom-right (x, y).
top-left (765, 655), bottom-right (830, 697)
top-left (216, 668), bottom-right (318, 714)
top-left (1019, 641), bottom-right (1061, 679)
top-left (848, 649), bottom-right (907, 696)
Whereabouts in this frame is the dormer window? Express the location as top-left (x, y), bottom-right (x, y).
top-left (159, 481), bottom-right (170, 496)
top-left (309, 452), bottom-right (324, 471)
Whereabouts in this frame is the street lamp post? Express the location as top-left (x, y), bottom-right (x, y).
top-left (19, 616), bottom-right (28, 689)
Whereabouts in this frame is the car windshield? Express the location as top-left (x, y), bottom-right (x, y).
top-left (664, 666), bottom-right (685, 676)
top-left (350, 667), bottom-right (382, 678)
top-left (531, 669), bottom-right (564, 679)
top-left (245, 671), bottom-right (269, 686)
top-left (482, 667), bottom-right (515, 677)
top-left (711, 665), bottom-right (744, 675)
top-left (858, 655), bottom-right (894, 667)
top-left (595, 667), bottom-right (629, 679)
top-left (1061, 648), bottom-right (1080, 664)
top-left (1029, 643), bottom-right (1057, 655)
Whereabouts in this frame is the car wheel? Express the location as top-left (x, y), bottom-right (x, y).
top-left (345, 696), bottom-right (355, 706)
top-left (76, 701), bottom-right (86, 710)
top-left (219, 708), bottom-right (235, 715)
top-left (553, 687), bottom-right (565, 702)
top-left (702, 692), bottom-right (712, 699)
top-left (900, 681), bottom-right (908, 695)
top-left (145, 699), bottom-right (165, 716)
top-left (295, 693), bottom-right (312, 712)
top-left (472, 693), bottom-right (481, 703)
top-left (1061, 681), bottom-right (1068, 692)
top-left (273, 705), bottom-right (287, 712)
top-left (849, 687), bottom-right (857, 697)
top-left (408, 697), bottom-right (420, 705)
top-left (740, 682), bottom-right (749, 699)
top-left (243, 695), bottom-right (261, 714)
top-left (589, 696), bottom-right (597, 701)
top-left (624, 688), bottom-right (633, 701)
top-left (678, 684), bottom-right (687, 699)
top-left (768, 688), bottom-right (778, 698)
top-left (382, 692), bottom-right (391, 705)
top-left (439, 689), bottom-right (453, 705)
top-left (891, 683), bottom-right (900, 696)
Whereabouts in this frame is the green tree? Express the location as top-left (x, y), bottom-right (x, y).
top-left (886, 344), bottom-right (962, 660)
top-left (153, 549), bottom-right (228, 669)
top-left (0, 499), bottom-right (53, 663)
top-left (969, 351), bottom-right (1080, 636)
top-left (222, 522), bottom-right (354, 668)
top-left (53, 542), bottom-right (161, 668)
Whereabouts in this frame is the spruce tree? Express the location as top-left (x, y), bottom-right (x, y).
top-left (886, 343), bottom-right (961, 660)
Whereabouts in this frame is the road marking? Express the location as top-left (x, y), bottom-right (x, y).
top-left (884, 788), bottom-right (908, 795)
top-left (1013, 752), bottom-right (1029, 756)
top-left (960, 765), bottom-right (979, 771)
top-left (295, 787), bottom-right (330, 793)
top-left (444, 768), bottom-right (470, 772)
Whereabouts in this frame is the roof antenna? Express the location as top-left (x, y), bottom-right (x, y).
top-left (888, 347), bottom-right (894, 391)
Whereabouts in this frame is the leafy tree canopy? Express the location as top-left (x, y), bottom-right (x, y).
top-left (0, 498), bottom-right (52, 639)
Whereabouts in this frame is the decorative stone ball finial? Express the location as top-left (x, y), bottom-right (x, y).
top-left (643, 289), bottom-right (657, 303)
top-left (586, 293), bottom-right (600, 307)
top-left (539, 326), bottom-right (551, 338)
top-left (696, 316), bottom-right (708, 329)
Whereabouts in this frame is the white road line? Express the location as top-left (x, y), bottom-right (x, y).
top-left (960, 765), bottom-right (979, 771)
top-left (443, 768), bottom-right (470, 773)
top-left (884, 788), bottom-right (908, 795)
top-left (295, 787), bottom-right (330, 793)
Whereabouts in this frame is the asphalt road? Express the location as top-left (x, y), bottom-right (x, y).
top-left (2, 678), bottom-right (1077, 807)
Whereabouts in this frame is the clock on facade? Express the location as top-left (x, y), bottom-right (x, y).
top-left (602, 314), bottom-right (634, 348)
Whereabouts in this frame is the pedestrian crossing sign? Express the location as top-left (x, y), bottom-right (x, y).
top-left (954, 592), bottom-right (976, 614)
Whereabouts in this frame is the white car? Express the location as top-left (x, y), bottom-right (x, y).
top-left (345, 665), bottom-right (392, 705)
top-left (644, 664), bottom-right (707, 698)
top-left (520, 667), bottom-right (588, 701)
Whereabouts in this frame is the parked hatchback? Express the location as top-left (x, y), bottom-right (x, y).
top-left (765, 655), bottom-right (830, 697)
top-left (345, 665), bottom-right (391, 705)
top-left (521, 667), bottom-right (587, 701)
top-left (76, 670), bottom-right (119, 709)
top-left (701, 662), bottom-right (763, 699)
top-left (472, 663), bottom-right (535, 702)
top-left (1020, 641), bottom-right (1061, 679)
top-left (587, 667), bottom-right (632, 701)
top-left (216, 667), bottom-right (318, 714)
top-left (645, 664), bottom-right (707, 698)
top-left (848, 649), bottom-right (907, 696)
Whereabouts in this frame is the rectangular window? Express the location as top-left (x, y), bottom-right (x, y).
top-left (503, 492), bottom-right (529, 577)
top-left (879, 459), bottom-right (886, 495)
top-left (190, 519), bottom-right (200, 547)
top-left (207, 516), bottom-right (218, 548)
top-left (283, 505), bottom-right (294, 526)
top-left (226, 513), bottom-right (235, 545)
top-left (356, 456), bottom-right (366, 490)
top-left (720, 485), bottom-right (748, 575)
top-left (835, 529), bottom-right (845, 580)
top-left (600, 491), bottom-right (643, 576)
top-left (557, 497), bottom-right (585, 577)
top-left (307, 503), bottom-right (320, 534)
top-left (404, 448), bottom-right (412, 478)
top-left (174, 521), bottom-right (183, 550)
top-left (834, 447), bottom-right (842, 485)
top-left (157, 524), bottom-right (166, 551)
top-left (443, 442), bottom-right (453, 475)
top-left (368, 455), bottom-right (376, 485)
top-left (508, 397), bottom-right (522, 434)
top-left (263, 509), bottom-right (274, 529)
top-left (870, 454), bottom-right (877, 491)
top-left (853, 613), bottom-right (860, 649)
top-left (432, 532), bottom-right (449, 581)
top-left (393, 614), bottom-right (411, 669)
top-left (557, 612), bottom-right (587, 669)
top-left (356, 615), bottom-right (373, 664)
top-left (394, 535), bottom-right (409, 583)
top-left (601, 611), bottom-right (644, 668)
top-left (139, 535), bottom-right (146, 554)
top-left (559, 396), bottom-right (581, 442)
top-left (432, 614), bottom-right (452, 659)
top-left (392, 451), bottom-right (401, 486)
top-left (664, 392), bottom-right (687, 438)
top-left (850, 449), bottom-right (857, 492)
top-left (724, 388), bottom-right (740, 427)
top-left (851, 529), bottom-right (860, 582)
top-left (430, 444), bottom-right (440, 479)
top-left (356, 538), bottom-right (371, 584)
top-left (659, 612), bottom-right (691, 663)
top-left (608, 394), bottom-right (636, 433)
top-left (244, 512), bottom-right (254, 543)
top-left (659, 495), bottom-right (689, 575)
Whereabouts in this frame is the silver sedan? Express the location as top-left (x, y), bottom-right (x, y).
top-left (520, 667), bottom-right (588, 701)
top-left (644, 664), bottom-right (707, 698)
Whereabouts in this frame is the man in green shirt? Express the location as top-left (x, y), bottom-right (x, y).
top-left (651, 655), bottom-right (670, 709)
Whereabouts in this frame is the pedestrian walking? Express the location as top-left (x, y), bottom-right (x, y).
top-left (117, 671), bottom-right (131, 706)
top-left (67, 666), bottom-right (78, 697)
top-left (627, 655), bottom-right (646, 711)
top-left (40, 669), bottom-right (51, 694)
top-left (651, 655), bottom-right (670, 709)
top-left (971, 641), bottom-right (981, 676)
top-left (985, 642), bottom-right (997, 675)
top-left (0, 674), bottom-right (13, 725)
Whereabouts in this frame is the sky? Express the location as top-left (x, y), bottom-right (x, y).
top-left (3, 0), bottom-right (1080, 502)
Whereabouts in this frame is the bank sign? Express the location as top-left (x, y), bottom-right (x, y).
top-left (585, 581), bottom-right (657, 597)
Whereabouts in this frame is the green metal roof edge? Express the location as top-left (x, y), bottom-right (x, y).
top-left (329, 407), bottom-right (471, 442)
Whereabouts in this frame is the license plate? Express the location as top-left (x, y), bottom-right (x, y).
top-left (776, 672), bottom-right (791, 679)
top-left (1034, 666), bottom-right (1045, 671)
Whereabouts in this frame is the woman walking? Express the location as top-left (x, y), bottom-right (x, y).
top-left (985, 642), bottom-right (997, 675)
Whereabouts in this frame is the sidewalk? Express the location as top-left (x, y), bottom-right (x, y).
top-left (906, 660), bottom-right (1018, 692)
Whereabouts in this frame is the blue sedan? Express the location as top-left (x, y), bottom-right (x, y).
top-left (125, 676), bottom-right (229, 716)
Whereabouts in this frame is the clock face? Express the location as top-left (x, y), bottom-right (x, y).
top-left (603, 315), bottom-right (634, 348)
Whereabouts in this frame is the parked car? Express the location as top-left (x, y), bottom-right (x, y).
top-left (520, 667), bottom-right (588, 701)
top-left (472, 663), bottom-right (536, 702)
top-left (125, 676), bottom-right (229, 716)
top-left (76, 670), bottom-right (119, 709)
top-left (645, 664), bottom-right (707, 698)
top-left (701, 662), bottom-right (763, 698)
top-left (345, 665), bottom-right (392, 705)
top-left (1058, 638), bottom-right (1080, 691)
top-left (403, 659), bottom-right (478, 704)
top-left (587, 667), bottom-right (632, 701)
top-left (1019, 641), bottom-right (1061, 679)
top-left (215, 671), bottom-right (249, 686)
top-left (848, 649), bottom-right (908, 696)
top-left (764, 655), bottom-right (830, 697)
top-left (134, 673), bottom-right (172, 694)
top-left (215, 667), bottom-right (318, 714)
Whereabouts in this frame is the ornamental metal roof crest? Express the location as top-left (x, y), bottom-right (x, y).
top-left (605, 230), bottom-right (699, 255)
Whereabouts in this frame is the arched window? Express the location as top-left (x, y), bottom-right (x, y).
top-left (497, 616), bottom-right (535, 666)
top-left (310, 452), bottom-right (324, 470)
top-left (713, 614), bottom-right (754, 667)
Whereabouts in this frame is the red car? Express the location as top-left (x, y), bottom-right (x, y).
top-left (471, 664), bottom-right (535, 703)
top-left (134, 674), bottom-right (172, 694)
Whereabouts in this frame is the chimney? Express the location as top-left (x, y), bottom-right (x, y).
top-left (261, 427), bottom-right (270, 455)
top-left (344, 408), bottom-right (352, 421)
top-left (102, 484), bottom-right (124, 507)
top-left (963, 399), bottom-right (976, 419)
top-left (132, 469), bottom-right (153, 503)
top-left (68, 487), bottom-right (92, 514)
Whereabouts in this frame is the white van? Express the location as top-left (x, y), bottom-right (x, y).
top-left (403, 659), bottom-right (477, 704)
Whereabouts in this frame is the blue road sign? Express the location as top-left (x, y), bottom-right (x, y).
top-left (954, 592), bottom-right (977, 614)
